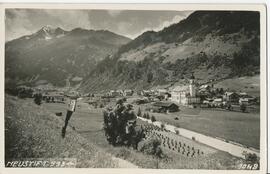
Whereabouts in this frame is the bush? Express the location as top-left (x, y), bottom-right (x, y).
top-left (34, 93), bottom-right (42, 105)
top-left (137, 107), bottom-right (142, 117)
top-left (151, 115), bottom-right (156, 122)
top-left (99, 103), bottom-right (104, 108)
top-left (138, 137), bottom-right (163, 158)
top-left (160, 123), bottom-right (165, 130)
top-left (146, 113), bottom-right (150, 119)
top-left (175, 129), bottom-right (179, 135)
top-left (17, 87), bottom-right (34, 99)
top-left (103, 103), bottom-right (143, 148)
top-left (242, 151), bottom-right (260, 165)
top-left (240, 104), bottom-right (247, 113)
top-left (142, 113), bottom-right (147, 118)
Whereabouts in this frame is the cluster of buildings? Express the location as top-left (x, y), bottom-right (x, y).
top-left (136, 75), bottom-right (201, 106)
top-left (86, 75), bottom-right (258, 112)
top-left (134, 75), bottom-right (257, 108)
top-left (108, 89), bottom-right (134, 97)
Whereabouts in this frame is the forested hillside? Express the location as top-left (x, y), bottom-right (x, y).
top-left (81, 11), bottom-right (260, 93)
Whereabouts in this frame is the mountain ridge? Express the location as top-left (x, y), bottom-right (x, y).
top-left (5, 26), bottom-right (131, 88)
top-left (80, 11), bottom-right (260, 93)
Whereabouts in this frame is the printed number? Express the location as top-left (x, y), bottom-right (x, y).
top-left (241, 163), bottom-right (259, 170)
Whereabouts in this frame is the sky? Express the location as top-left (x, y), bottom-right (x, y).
top-left (5, 9), bottom-right (192, 41)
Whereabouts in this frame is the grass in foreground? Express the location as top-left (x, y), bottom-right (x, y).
top-left (5, 95), bottom-right (120, 168)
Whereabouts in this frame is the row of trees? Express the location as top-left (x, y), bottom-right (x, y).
top-left (137, 107), bottom-right (156, 122)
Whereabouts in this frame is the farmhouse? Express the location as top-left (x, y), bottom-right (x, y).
top-left (157, 89), bottom-right (168, 96)
top-left (199, 84), bottom-right (211, 92)
top-left (239, 97), bottom-right (256, 105)
top-left (133, 98), bottom-right (149, 105)
top-left (109, 90), bottom-right (122, 97)
top-left (42, 92), bottom-right (65, 103)
top-left (213, 98), bottom-right (223, 107)
top-left (164, 92), bottom-right (171, 100)
top-left (223, 92), bottom-right (239, 103)
top-left (239, 92), bottom-right (248, 97)
top-left (239, 98), bottom-right (249, 105)
top-left (152, 101), bottom-right (179, 113)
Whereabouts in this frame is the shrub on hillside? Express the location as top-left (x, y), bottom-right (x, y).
top-left (175, 129), bottom-right (179, 135)
top-left (137, 107), bottom-right (142, 117)
top-left (34, 93), bottom-right (42, 105)
top-left (138, 137), bottom-right (163, 158)
top-left (160, 123), bottom-right (165, 130)
top-left (143, 113), bottom-right (148, 118)
top-left (151, 115), bottom-right (156, 122)
top-left (99, 103), bottom-right (104, 108)
top-left (146, 113), bottom-right (150, 119)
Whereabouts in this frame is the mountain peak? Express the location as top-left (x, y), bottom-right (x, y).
top-left (39, 25), bottom-right (65, 34)
top-left (34, 26), bottom-right (66, 40)
top-left (41, 25), bottom-right (54, 32)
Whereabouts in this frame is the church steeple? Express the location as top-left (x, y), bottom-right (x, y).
top-left (189, 73), bottom-right (196, 97)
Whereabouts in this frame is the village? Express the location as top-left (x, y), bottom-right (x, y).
top-left (81, 74), bottom-right (259, 114)
top-left (14, 73), bottom-right (260, 117)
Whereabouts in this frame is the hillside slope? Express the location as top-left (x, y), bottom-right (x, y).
top-left (4, 95), bottom-right (134, 168)
top-left (81, 11), bottom-right (260, 93)
top-left (5, 26), bottom-right (131, 88)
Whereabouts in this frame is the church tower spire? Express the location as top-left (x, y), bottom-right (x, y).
top-left (189, 73), bottom-right (196, 97)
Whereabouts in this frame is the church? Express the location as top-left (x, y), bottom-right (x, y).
top-left (170, 75), bottom-right (201, 105)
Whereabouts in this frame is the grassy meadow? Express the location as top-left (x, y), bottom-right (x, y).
top-left (42, 99), bottom-right (242, 169)
top-left (136, 105), bottom-right (260, 149)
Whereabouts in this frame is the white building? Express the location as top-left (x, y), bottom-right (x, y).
top-left (157, 89), bottom-right (168, 96)
top-left (171, 85), bottom-right (189, 105)
top-left (171, 75), bottom-right (200, 105)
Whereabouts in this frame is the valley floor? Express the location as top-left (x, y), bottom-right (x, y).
top-left (133, 103), bottom-right (260, 150)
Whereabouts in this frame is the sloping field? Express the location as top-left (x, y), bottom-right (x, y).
top-left (214, 75), bottom-right (260, 97)
top-left (4, 95), bottom-right (128, 168)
